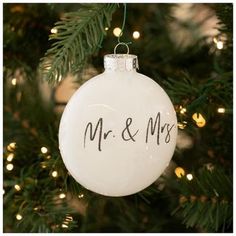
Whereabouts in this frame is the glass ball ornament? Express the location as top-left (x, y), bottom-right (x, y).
top-left (59, 49), bottom-right (177, 197)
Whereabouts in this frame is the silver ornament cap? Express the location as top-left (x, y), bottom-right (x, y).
top-left (104, 54), bottom-right (139, 71)
top-left (104, 43), bottom-right (139, 71)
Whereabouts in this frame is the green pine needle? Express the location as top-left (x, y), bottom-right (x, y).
top-left (40, 3), bottom-right (118, 84)
top-left (170, 166), bottom-right (232, 232)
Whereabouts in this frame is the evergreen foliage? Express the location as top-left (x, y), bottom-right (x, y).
top-left (170, 167), bottom-right (232, 232)
top-left (40, 3), bottom-right (118, 83)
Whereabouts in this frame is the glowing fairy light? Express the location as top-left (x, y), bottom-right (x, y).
top-left (51, 28), bottom-right (58, 34)
top-left (180, 106), bottom-right (187, 114)
top-left (14, 184), bottom-right (21, 191)
top-left (186, 174), bottom-right (193, 181)
top-left (7, 153), bottom-right (14, 162)
top-left (7, 142), bottom-right (16, 151)
top-left (175, 167), bottom-right (185, 178)
top-left (132, 31), bottom-right (140, 39)
top-left (51, 171), bottom-right (58, 178)
top-left (213, 37), bottom-right (224, 50)
top-left (16, 214), bottom-right (22, 220)
top-left (105, 27), bottom-right (109, 31)
top-left (61, 224), bottom-right (68, 228)
top-left (59, 193), bottom-right (66, 199)
top-left (178, 121), bottom-right (187, 129)
top-left (11, 78), bottom-right (17, 86)
top-left (78, 193), bottom-right (84, 199)
top-left (65, 215), bottom-right (73, 221)
top-left (192, 113), bottom-right (206, 128)
top-left (216, 41), bottom-right (223, 50)
top-left (41, 147), bottom-right (48, 154)
top-left (113, 27), bottom-right (122, 37)
top-left (6, 163), bottom-right (14, 171)
top-left (217, 107), bottom-right (225, 113)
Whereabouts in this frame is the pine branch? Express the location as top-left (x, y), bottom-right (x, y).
top-left (40, 3), bottom-right (118, 84)
top-left (162, 71), bottom-right (232, 115)
top-left (170, 166), bottom-right (232, 232)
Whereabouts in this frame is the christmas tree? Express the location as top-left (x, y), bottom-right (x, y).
top-left (3, 3), bottom-right (233, 233)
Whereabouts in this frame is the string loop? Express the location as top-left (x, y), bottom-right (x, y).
top-left (114, 42), bottom-right (130, 54)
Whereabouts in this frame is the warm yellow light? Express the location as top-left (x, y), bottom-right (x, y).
top-left (16, 214), bottom-right (22, 220)
top-left (186, 173), bottom-right (193, 181)
top-left (6, 163), bottom-right (14, 171)
top-left (11, 78), bottom-right (17, 86)
top-left (78, 193), bottom-right (84, 199)
top-left (217, 107), bottom-right (225, 113)
top-left (46, 155), bottom-right (51, 159)
top-left (178, 122), bottom-right (187, 129)
top-left (175, 167), bottom-right (185, 178)
top-left (3, 189), bottom-right (5, 195)
top-left (192, 113), bottom-right (206, 128)
top-left (113, 27), bottom-right (122, 37)
top-left (180, 107), bottom-right (187, 114)
top-left (7, 153), bottom-right (14, 162)
top-left (41, 147), bottom-right (48, 154)
top-left (58, 75), bottom-right (62, 82)
top-left (14, 184), bottom-right (21, 191)
top-left (34, 207), bottom-right (38, 211)
top-left (7, 142), bottom-right (16, 151)
top-left (59, 193), bottom-right (66, 199)
top-left (61, 223), bottom-right (68, 228)
top-left (216, 41), bottom-right (223, 50)
top-left (41, 163), bottom-right (47, 169)
top-left (105, 27), bottom-right (109, 31)
top-left (65, 216), bottom-right (73, 221)
top-left (196, 120), bottom-right (206, 128)
top-left (51, 28), bottom-right (58, 34)
top-left (132, 31), bottom-right (140, 39)
top-left (213, 37), bottom-right (218, 44)
top-left (52, 171), bottom-right (58, 178)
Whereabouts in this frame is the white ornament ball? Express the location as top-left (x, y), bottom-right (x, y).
top-left (59, 54), bottom-right (177, 197)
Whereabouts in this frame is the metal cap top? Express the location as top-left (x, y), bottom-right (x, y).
top-left (104, 54), bottom-right (139, 72)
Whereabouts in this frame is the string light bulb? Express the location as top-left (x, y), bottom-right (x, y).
top-left (59, 193), bottom-right (66, 199)
top-left (213, 37), bottom-right (218, 44)
top-left (61, 224), bottom-right (68, 228)
top-left (217, 107), bottom-right (225, 113)
top-left (192, 113), bottom-right (206, 128)
top-left (11, 78), bottom-right (17, 86)
top-left (113, 27), bottom-right (122, 37)
top-left (175, 167), bottom-right (185, 178)
top-left (78, 193), bottom-right (84, 199)
top-left (51, 171), bottom-right (58, 178)
top-left (213, 37), bottom-right (224, 50)
top-left (41, 147), bottom-right (48, 154)
top-left (65, 215), bottom-right (73, 221)
top-left (105, 27), bottom-right (109, 31)
top-left (216, 41), bottom-right (224, 50)
top-left (7, 142), bottom-right (16, 151)
top-left (186, 174), bottom-right (193, 181)
top-left (14, 184), bottom-right (21, 191)
top-left (6, 163), bottom-right (14, 171)
top-left (178, 121), bottom-right (187, 129)
top-left (16, 214), bottom-right (22, 220)
top-left (7, 153), bottom-right (14, 162)
top-left (51, 28), bottom-right (58, 34)
top-left (132, 31), bottom-right (140, 39)
top-left (179, 106), bottom-right (187, 114)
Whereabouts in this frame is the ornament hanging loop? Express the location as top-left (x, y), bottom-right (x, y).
top-left (114, 42), bottom-right (130, 55)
